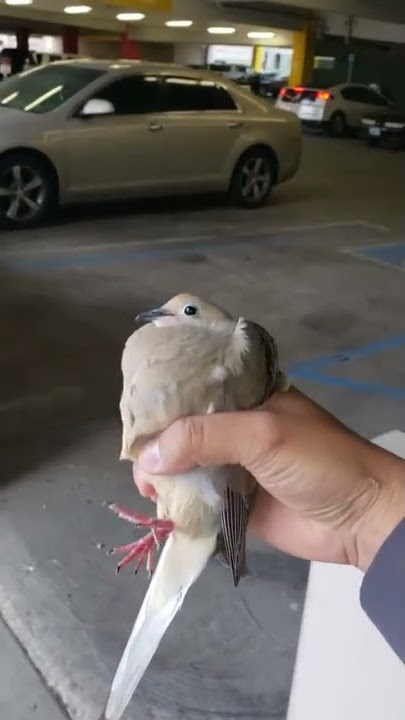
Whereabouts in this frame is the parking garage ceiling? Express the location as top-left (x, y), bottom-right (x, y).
top-left (0, 0), bottom-right (403, 38)
top-left (220, 0), bottom-right (405, 24)
top-left (0, 0), bottom-right (299, 44)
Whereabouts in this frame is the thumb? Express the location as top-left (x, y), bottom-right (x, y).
top-left (138, 411), bottom-right (279, 475)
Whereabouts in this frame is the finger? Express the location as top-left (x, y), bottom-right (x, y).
top-left (138, 411), bottom-right (281, 476)
top-left (132, 464), bottom-right (157, 500)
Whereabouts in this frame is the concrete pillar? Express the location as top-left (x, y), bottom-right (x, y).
top-left (16, 28), bottom-right (29, 54)
top-left (289, 18), bottom-right (317, 87)
top-left (252, 46), bottom-right (265, 72)
top-left (120, 32), bottom-right (140, 60)
top-left (62, 26), bottom-right (79, 56)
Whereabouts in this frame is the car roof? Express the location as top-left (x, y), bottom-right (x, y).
top-left (48, 58), bottom-right (221, 78)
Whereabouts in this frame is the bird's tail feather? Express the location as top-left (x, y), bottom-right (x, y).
top-left (103, 530), bottom-right (217, 720)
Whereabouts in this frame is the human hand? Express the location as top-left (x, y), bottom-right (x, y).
top-left (133, 389), bottom-right (404, 571)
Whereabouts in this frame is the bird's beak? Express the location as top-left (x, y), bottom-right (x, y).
top-left (135, 307), bottom-right (174, 325)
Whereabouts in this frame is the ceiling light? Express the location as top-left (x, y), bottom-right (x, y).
top-left (64, 5), bottom-right (92, 13)
top-left (5, 0), bottom-right (33, 5)
top-left (207, 27), bottom-right (236, 35)
top-left (247, 31), bottom-right (275, 39)
top-left (116, 12), bottom-right (145, 21)
top-left (165, 20), bottom-right (193, 28)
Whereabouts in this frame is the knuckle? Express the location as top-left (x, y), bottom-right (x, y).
top-left (249, 411), bottom-right (282, 453)
top-left (181, 416), bottom-right (206, 456)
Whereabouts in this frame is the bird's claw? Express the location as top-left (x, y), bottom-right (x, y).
top-left (107, 504), bottom-right (173, 576)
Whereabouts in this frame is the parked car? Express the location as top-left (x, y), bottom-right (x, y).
top-left (362, 109), bottom-right (405, 149)
top-left (276, 82), bottom-right (392, 136)
top-left (236, 72), bottom-right (288, 99)
top-left (0, 60), bottom-right (301, 230)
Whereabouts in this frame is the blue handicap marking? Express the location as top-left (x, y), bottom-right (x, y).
top-left (351, 242), bottom-right (405, 270)
top-left (288, 335), bottom-right (405, 398)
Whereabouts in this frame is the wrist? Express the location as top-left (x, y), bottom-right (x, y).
top-left (347, 445), bottom-right (405, 572)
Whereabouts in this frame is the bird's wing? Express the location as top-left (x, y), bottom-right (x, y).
top-left (219, 320), bottom-right (282, 584)
top-left (227, 320), bottom-right (281, 411)
top-left (218, 465), bottom-right (257, 586)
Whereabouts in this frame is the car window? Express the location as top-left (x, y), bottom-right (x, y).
top-left (0, 64), bottom-right (105, 114)
top-left (162, 76), bottom-right (237, 111)
top-left (341, 85), bottom-right (388, 105)
top-left (341, 86), bottom-right (363, 102)
top-left (358, 88), bottom-right (389, 106)
top-left (92, 74), bottom-right (164, 114)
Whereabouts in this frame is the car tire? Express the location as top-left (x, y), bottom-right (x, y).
top-left (0, 151), bottom-right (58, 230)
top-left (327, 111), bottom-right (347, 138)
top-left (229, 147), bottom-right (276, 209)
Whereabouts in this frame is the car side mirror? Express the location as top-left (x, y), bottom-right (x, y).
top-left (80, 98), bottom-right (115, 117)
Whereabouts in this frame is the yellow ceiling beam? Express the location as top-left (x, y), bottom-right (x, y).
top-left (94, 0), bottom-right (172, 10)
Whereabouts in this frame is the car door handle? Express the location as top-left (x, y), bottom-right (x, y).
top-left (148, 123), bottom-right (164, 132)
top-left (228, 121), bottom-right (243, 129)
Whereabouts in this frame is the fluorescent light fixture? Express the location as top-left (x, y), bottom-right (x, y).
top-left (5, 0), bottom-right (33, 5)
top-left (24, 85), bottom-right (63, 112)
top-left (207, 26), bottom-right (236, 35)
top-left (64, 5), bottom-right (92, 13)
top-left (1, 92), bottom-right (18, 104)
top-left (165, 20), bottom-right (193, 28)
top-left (247, 31), bottom-right (275, 39)
top-left (116, 12), bottom-right (145, 21)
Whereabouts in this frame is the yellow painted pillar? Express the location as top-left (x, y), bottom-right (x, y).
top-left (252, 46), bottom-right (265, 72)
top-left (289, 18), bottom-right (317, 87)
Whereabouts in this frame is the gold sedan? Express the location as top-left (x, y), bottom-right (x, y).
top-left (0, 59), bottom-right (302, 230)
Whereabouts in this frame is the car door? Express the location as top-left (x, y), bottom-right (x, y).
top-left (59, 73), bottom-right (170, 197)
top-left (152, 74), bottom-right (244, 190)
top-left (355, 87), bottom-right (391, 118)
top-left (340, 86), bottom-right (389, 127)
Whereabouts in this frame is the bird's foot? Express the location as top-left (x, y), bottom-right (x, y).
top-left (107, 504), bottom-right (173, 576)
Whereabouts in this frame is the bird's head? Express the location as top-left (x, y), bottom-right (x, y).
top-left (136, 293), bottom-right (232, 326)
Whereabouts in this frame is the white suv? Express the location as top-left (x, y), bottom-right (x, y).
top-left (276, 82), bottom-right (392, 136)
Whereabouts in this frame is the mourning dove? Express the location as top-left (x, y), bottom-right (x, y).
top-left (103, 294), bottom-right (288, 720)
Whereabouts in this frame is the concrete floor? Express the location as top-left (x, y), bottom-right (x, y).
top-left (0, 134), bottom-right (404, 720)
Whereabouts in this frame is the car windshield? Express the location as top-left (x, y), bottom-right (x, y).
top-left (0, 64), bottom-right (105, 114)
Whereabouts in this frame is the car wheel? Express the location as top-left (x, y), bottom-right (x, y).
top-left (0, 152), bottom-right (58, 230)
top-left (229, 148), bottom-right (275, 209)
top-left (328, 111), bottom-right (347, 138)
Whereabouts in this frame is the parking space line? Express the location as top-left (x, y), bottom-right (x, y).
top-left (2, 219), bottom-right (387, 260)
top-left (288, 335), bottom-right (405, 398)
top-left (0, 387), bottom-right (84, 413)
top-left (3, 220), bottom-right (389, 272)
top-left (1, 234), bottom-right (217, 258)
top-left (288, 371), bottom-right (405, 399)
top-left (343, 242), bottom-right (405, 272)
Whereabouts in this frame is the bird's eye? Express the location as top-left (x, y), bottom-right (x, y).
top-left (183, 304), bottom-right (198, 317)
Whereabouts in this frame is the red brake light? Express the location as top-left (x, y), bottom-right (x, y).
top-left (316, 90), bottom-right (333, 101)
top-left (279, 87), bottom-right (287, 97)
top-left (293, 86), bottom-right (305, 93)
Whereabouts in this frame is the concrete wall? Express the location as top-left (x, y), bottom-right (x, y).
top-left (174, 43), bottom-right (207, 66)
top-left (311, 35), bottom-right (405, 106)
top-left (139, 41), bottom-right (174, 63)
top-left (321, 13), bottom-right (405, 44)
top-left (78, 38), bottom-right (119, 59)
top-left (78, 37), bottom-right (174, 63)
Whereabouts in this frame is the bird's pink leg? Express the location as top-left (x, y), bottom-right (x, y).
top-left (107, 503), bottom-right (173, 575)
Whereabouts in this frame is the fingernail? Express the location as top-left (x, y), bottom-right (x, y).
top-left (139, 442), bottom-right (161, 471)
